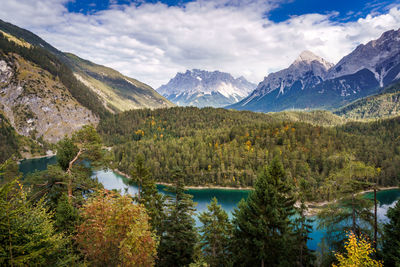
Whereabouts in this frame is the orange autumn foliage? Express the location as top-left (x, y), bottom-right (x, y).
top-left (76, 190), bottom-right (158, 266)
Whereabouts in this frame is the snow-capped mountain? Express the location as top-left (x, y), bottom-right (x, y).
top-left (157, 69), bottom-right (255, 108)
top-left (243, 50), bottom-right (333, 103)
top-left (327, 28), bottom-right (400, 87)
top-left (230, 28), bottom-right (400, 113)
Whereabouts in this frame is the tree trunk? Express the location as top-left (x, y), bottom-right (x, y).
top-left (261, 259), bottom-right (264, 267)
top-left (374, 187), bottom-right (377, 249)
top-left (66, 148), bottom-right (83, 201)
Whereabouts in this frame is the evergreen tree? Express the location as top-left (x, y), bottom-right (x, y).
top-left (140, 171), bottom-right (166, 235)
top-left (198, 197), bottom-right (232, 267)
top-left (129, 154), bottom-right (150, 201)
top-left (55, 194), bottom-right (79, 235)
top-left (57, 137), bottom-right (79, 172)
top-left (157, 170), bottom-right (197, 267)
top-left (382, 200), bottom-right (400, 266)
top-left (0, 158), bottom-right (20, 185)
top-left (231, 157), bottom-right (296, 267)
top-left (64, 125), bottom-right (103, 200)
top-left (292, 197), bottom-right (315, 266)
top-left (0, 180), bottom-right (65, 266)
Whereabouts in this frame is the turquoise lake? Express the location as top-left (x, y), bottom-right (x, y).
top-left (19, 156), bottom-right (400, 251)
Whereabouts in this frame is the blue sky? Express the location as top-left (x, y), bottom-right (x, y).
top-left (1, 0), bottom-right (400, 87)
top-left (67, 0), bottom-right (399, 22)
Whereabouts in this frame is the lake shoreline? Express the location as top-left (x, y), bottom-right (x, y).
top-left (18, 151), bottom-right (56, 163)
top-left (304, 186), bottom-right (400, 216)
top-left (113, 168), bottom-right (253, 190)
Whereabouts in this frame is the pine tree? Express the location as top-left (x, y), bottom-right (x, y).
top-left (231, 157), bottom-right (296, 266)
top-left (198, 197), bottom-right (232, 267)
top-left (157, 169), bottom-right (197, 267)
top-left (139, 161), bottom-right (166, 235)
top-left (0, 180), bottom-right (65, 266)
top-left (382, 200), bottom-right (400, 266)
top-left (292, 197), bottom-right (315, 266)
top-left (55, 194), bottom-right (79, 235)
top-left (129, 154), bottom-right (151, 201)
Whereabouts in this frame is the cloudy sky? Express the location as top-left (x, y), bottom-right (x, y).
top-left (1, 0), bottom-right (400, 88)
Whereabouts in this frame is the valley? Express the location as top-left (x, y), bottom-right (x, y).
top-left (1, 11), bottom-right (400, 267)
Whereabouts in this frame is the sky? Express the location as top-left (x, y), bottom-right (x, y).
top-left (1, 0), bottom-right (400, 88)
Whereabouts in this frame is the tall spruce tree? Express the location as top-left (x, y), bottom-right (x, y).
top-left (0, 180), bottom-right (66, 266)
top-left (198, 197), bottom-right (232, 267)
top-left (231, 157), bottom-right (296, 267)
top-left (134, 154), bottom-right (165, 235)
top-left (292, 197), bottom-right (315, 266)
top-left (129, 154), bottom-right (150, 201)
top-left (157, 169), bottom-right (197, 267)
top-left (382, 200), bottom-right (400, 266)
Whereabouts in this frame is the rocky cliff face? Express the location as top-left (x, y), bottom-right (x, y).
top-left (157, 69), bottom-right (255, 107)
top-left (0, 53), bottom-right (98, 143)
top-left (327, 28), bottom-right (400, 87)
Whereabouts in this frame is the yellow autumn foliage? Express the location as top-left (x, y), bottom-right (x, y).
top-left (332, 232), bottom-right (383, 267)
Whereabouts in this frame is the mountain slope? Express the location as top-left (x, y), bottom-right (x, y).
top-left (0, 38), bottom-right (98, 142)
top-left (0, 19), bottom-right (173, 114)
top-left (65, 53), bottom-right (174, 112)
top-left (231, 28), bottom-right (400, 113)
top-left (334, 80), bottom-right (400, 119)
top-left (229, 50), bottom-right (333, 111)
top-left (0, 20), bottom-right (108, 119)
top-left (327, 28), bottom-right (400, 87)
top-left (157, 69), bottom-right (255, 108)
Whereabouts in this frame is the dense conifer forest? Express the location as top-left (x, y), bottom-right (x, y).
top-left (98, 107), bottom-right (400, 201)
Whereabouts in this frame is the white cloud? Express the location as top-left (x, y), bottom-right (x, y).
top-left (0, 0), bottom-right (400, 88)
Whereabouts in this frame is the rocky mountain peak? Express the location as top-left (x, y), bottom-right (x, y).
top-left (249, 51), bottom-right (333, 98)
top-left (157, 69), bottom-right (255, 107)
top-left (327, 28), bottom-right (400, 86)
top-left (293, 50), bottom-right (333, 70)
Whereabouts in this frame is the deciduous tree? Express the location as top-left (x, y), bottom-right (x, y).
top-left (76, 190), bottom-right (158, 266)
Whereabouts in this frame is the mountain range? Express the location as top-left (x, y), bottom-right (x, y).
top-left (229, 28), bottom-right (400, 112)
top-left (157, 69), bottom-right (255, 108)
top-left (1, 18), bottom-right (400, 144)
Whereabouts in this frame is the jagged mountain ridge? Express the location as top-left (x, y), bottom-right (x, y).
top-left (327, 29), bottom-right (400, 86)
top-left (240, 50), bottom-right (333, 107)
top-left (230, 28), bottom-right (400, 113)
top-left (157, 69), bottom-right (255, 108)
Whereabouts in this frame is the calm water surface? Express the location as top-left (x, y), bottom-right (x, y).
top-left (20, 157), bottom-right (400, 251)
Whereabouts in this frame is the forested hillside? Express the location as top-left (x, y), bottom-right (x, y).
top-left (335, 80), bottom-right (400, 119)
top-left (98, 107), bottom-right (400, 201)
top-left (65, 53), bottom-right (174, 112)
top-left (0, 111), bottom-right (47, 162)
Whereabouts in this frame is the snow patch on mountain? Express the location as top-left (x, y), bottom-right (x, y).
top-left (157, 69), bottom-right (255, 107)
top-left (252, 50), bottom-right (333, 97)
top-left (327, 28), bottom-right (400, 87)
